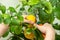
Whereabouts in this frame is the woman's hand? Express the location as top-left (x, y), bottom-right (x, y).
top-left (23, 15), bottom-right (35, 24)
top-left (34, 23), bottom-right (55, 40)
top-left (0, 23), bottom-right (9, 37)
top-left (23, 15), bottom-right (55, 40)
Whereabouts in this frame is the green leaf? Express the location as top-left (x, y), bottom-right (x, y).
top-left (2, 14), bottom-right (11, 19)
top-left (38, 8), bottom-right (54, 24)
top-left (2, 31), bottom-right (9, 37)
top-left (55, 34), bottom-right (60, 40)
top-left (8, 7), bottom-right (16, 13)
top-left (41, 1), bottom-right (52, 14)
top-left (0, 5), bottom-right (6, 13)
top-left (4, 18), bottom-right (11, 24)
top-left (18, 33), bottom-right (30, 40)
top-left (18, 33), bottom-right (25, 38)
top-left (25, 28), bottom-right (33, 34)
top-left (20, 7), bottom-right (25, 11)
top-left (16, 4), bottom-right (20, 9)
top-left (54, 2), bottom-right (60, 20)
top-left (50, 0), bottom-right (57, 6)
top-left (1, 14), bottom-right (11, 24)
top-left (53, 23), bottom-right (60, 30)
top-left (12, 36), bottom-right (21, 40)
top-left (11, 17), bottom-right (20, 25)
top-left (19, 0), bottom-right (27, 5)
top-left (10, 25), bottom-right (15, 33)
top-left (10, 24), bottom-right (22, 35)
top-left (33, 29), bottom-right (44, 40)
top-left (58, 0), bottom-right (60, 2)
top-left (28, 0), bottom-right (40, 5)
top-left (2, 14), bottom-right (11, 24)
top-left (28, 6), bottom-right (37, 15)
top-left (17, 15), bottom-right (24, 23)
top-left (0, 14), bottom-right (3, 23)
top-left (14, 25), bottom-right (22, 35)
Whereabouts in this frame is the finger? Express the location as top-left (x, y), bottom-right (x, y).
top-left (43, 23), bottom-right (51, 27)
top-left (24, 19), bottom-right (34, 24)
top-left (43, 23), bottom-right (49, 25)
top-left (22, 15), bottom-right (27, 19)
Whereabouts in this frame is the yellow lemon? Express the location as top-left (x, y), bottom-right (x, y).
top-left (26, 15), bottom-right (36, 23)
top-left (24, 30), bottom-right (35, 39)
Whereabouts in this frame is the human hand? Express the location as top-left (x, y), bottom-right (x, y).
top-left (34, 23), bottom-right (55, 33)
top-left (34, 23), bottom-right (55, 40)
top-left (0, 23), bottom-right (9, 37)
top-left (43, 23), bottom-right (55, 40)
top-left (22, 15), bottom-right (35, 24)
top-left (22, 15), bottom-right (55, 40)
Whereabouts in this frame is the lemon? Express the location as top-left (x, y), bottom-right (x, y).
top-left (24, 15), bottom-right (36, 38)
top-left (26, 15), bottom-right (36, 23)
top-left (24, 30), bottom-right (35, 39)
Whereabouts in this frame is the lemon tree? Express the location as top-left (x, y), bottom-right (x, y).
top-left (0, 0), bottom-right (60, 40)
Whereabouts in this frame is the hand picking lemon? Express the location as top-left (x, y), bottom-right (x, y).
top-left (26, 15), bottom-right (36, 23)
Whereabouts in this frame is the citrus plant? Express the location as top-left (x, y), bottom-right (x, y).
top-left (0, 0), bottom-right (60, 40)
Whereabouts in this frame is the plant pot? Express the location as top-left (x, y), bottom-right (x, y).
top-left (0, 23), bottom-right (9, 37)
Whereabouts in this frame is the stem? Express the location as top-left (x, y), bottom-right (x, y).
top-left (7, 36), bottom-right (13, 40)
